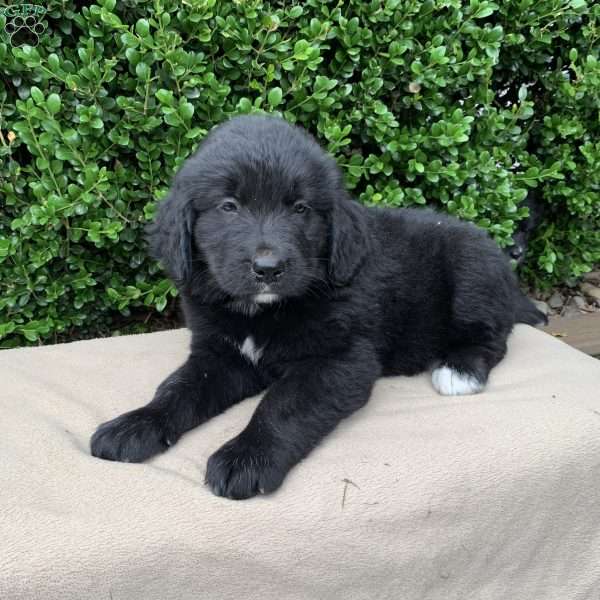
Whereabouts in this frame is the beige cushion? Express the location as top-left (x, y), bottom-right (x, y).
top-left (1, 325), bottom-right (599, 600)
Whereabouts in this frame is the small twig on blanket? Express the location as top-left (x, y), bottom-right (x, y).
top-left (341, 478), bottom-right (360, 509)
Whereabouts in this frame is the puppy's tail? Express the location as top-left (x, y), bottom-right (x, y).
top-left (514, 293), bottom-right (548, 326)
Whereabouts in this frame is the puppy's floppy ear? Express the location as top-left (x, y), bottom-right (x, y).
top-left (328, 197), bottom-right (369, 286)
top-left (146, 181), bottom-right (194, 285)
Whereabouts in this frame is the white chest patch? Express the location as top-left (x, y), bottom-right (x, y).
top-left (431, 366), bottom-right (484, 396)
top-left (239, 336), bottom-right (263, 365)
top-left (254, 293), bottom-right (279, 304)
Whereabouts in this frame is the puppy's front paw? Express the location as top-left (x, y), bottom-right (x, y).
top-left (91, 407), bottom-right (175, 463)
top-left (431, 365), bottom-right (485, 396)
top-left (205, 434), bottom-right (286, 500)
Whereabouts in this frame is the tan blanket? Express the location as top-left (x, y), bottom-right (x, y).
top-left (1, 325), bottom-right (599, 600)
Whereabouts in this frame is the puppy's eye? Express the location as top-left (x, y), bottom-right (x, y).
top-left (293, 202), bottom-right (309, 215)
top-left (220, 200), bottom-right (239, 213)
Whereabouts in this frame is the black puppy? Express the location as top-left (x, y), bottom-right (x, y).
top-left (91, 115), bottom-right (546, 499)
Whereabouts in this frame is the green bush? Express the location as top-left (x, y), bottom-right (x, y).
top-left (1, 0), bottom-right (599, 348)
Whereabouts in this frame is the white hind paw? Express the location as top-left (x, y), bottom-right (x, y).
top-left (431, 366), bottom-right (485, 396)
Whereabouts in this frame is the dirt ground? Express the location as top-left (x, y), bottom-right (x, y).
top-left (527, 270), bottom-right (600, 320)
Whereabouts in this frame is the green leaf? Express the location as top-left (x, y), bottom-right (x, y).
top-left (46, 94), bottom-right (61, 115)
top-left (179, 102), bottom-right (194, 120)
top-left (17, 322), bottom-right (41, 342)
top-left (55, 147), bottom-right (75, 161)
top-left (185, 126), bottom-right (206, 139)
top-left (155, 89), bottom-right (175, 105)
top-left (0, 239), bottom-right (11, 258)
top-left (429, 46), bottom-right (447, 63)
top-left (47, 54), bottom-right (60, 71)
top-left (135, 62), bottom-right (150, 79)
top-left (0, 321), bottom-right (16, 338)
top-left (156, 296), bottom-right (168, 312)
top-left (30, 87), bottom-right (44, 103)
top-left (135, 18), bottom-right (150, 37)
top-left (267, 87), bottom-right (283, 107)
top-left (473, 2), bottom-right (499, 18)
top-left (164, 112), bottom-right (180, 126)
top-left (237, 97), bottom-right (253, 113)
top-left (410, 61), bottom-right (423, 75)
top-left (293, 40), bottom-right (310, 60)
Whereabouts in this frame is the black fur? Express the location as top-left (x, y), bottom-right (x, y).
top-left (91, 115), bottom-right (546, 500)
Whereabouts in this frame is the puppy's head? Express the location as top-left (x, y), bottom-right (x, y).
top-left (148, 115), bottom-right (367, 308)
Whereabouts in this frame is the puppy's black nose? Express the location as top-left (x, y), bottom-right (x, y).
top-left (252, 251), bottom-right (285, 283)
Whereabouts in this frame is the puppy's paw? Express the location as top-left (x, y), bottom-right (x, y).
top-left (91, 407), bottom-right (175, 463)
top-left (431, 366), bottom-right (485, 396)
top-left (205, 434), bottom-right (286, 500)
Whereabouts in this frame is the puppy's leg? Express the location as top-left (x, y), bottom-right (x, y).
top-left (433, 252), bottom-right (515, 396)
top-left (205, 342), bottom-right (380, 500)
top-left (91, 345), bottom-right (264, 463)
top-left (432, 338), bottom-right (508, 396)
